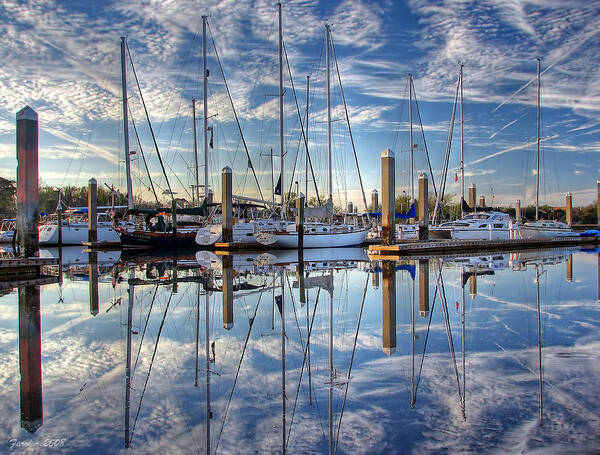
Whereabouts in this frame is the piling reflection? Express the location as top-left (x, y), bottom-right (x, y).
top-left (18, 285), bottom-right (43, 433)
top-left (5, 246), bottom-right (600, 453)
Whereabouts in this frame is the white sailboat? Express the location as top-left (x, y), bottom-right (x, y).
top-left (38, 208), bottom-right (121, 246)
top-left (255, 23), bottom-right (369, 249)
top-left (519, 59), bottom-right (575, 239)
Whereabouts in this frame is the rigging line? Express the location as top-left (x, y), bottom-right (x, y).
top-left (329, 31), bottom-right (369, 215)
top-left (214, 293), bottom-right (263, 454)
top-left (334, 273), bottom-right (369, 455)
top-left (285, 287), bottom-right (322, 451)
top-left (130, 109), bottom-right (160, 206)
top-left (285, 273), bottom-right (305, 349)
top-left (130, 288), bottom-right (175, 444)
top-left (286, 127), bottom-right (303, 201)
top-left (132, 284), bottom-right (159, 378)
top-left (126, 42), bottom-right (175, 202)
top-left (206, 19), bottom-right (266, 204)
top-left (435, 262), bottom-right (464, 409)
top-left (432, 74), bottom-right (459, 224)
top-left (283, 40), bottom-right (322, 204)
top-left (412, 284), bottom-right (438, 408)
top-left (411, 79), bottom-right (438, 198)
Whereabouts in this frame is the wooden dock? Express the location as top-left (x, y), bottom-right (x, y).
top-left (368, 236), bottom-right (599, 259)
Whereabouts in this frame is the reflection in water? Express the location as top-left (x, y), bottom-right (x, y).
top-left (18, 285), bottom-right (43, 433)
top-left (4, 247), bottom-right (600, 452)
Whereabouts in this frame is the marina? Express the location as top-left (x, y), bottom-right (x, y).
top-left (1, 1), bottom-right (600, 453)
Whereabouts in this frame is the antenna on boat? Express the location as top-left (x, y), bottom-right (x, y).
top-left (120, 37), bottom-right (134, 211)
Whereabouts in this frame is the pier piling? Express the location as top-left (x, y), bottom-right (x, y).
top-left (296, 193), bottom-right (305, 251)
top-left (479, 195), bottom-right (485, 208)
top-left (222, 255), bottom-right (234, 330)
top-left (418, 173), bottom-right (428, 240)
top-left (565, 192), bottom-right (572, 226)
top-left (16, 106), bottom-right (39, 258)
top-left (222, 167), bottom-right (233, 243)
top-left (419, 259), bottom-right (429, 317)
top-left (516, 199), bottom-right (521, 222)
top-left (88, 178), bottom-right (97, 243)
top-left (381, 149), bottom-right (395, 245)
top-left (371, 189), bottom-right (378, 212)
top-left (468, 184), bottom-right (476, 210)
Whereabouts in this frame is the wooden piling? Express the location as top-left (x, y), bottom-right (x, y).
top-left (222, 167), bottom-right (233, 243)
top-left (171, 199), bottom-right (178, 246)
top-left (515, 199), bottom-right (521, 222)
top-left (468, 183), bottom-right (476, 209)
top-left (566, 254), bottom-right (573, 283)
top-left (479, 195), bottom-right (485, 208)
top-left (371, 189), bottom-right (378, 212)
top-left (565, 192), bottom-right (572, 226)
top-left (88, 178), bottom-right (97, 243)
top-left (381, 149), bottom-right (395, 245)
top-left (16, 106), bottom-right (39, 258)
top-left (418, 173), bottom-right (428, 240)
top-left (382, 260), bottom-right (396, 355)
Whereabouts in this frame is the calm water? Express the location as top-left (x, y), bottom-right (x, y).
top-left (1, 246), bottom-right (600, 454)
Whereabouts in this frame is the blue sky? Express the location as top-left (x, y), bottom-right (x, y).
top-left (1, 0), bottom-right (599, 208)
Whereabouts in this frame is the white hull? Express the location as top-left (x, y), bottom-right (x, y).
top-left (255, 227), bottom-right (369, 249)
top-left (451, 227), bottom-right (510, 240)
top-left (256, 247), bottom-right (369, 266)
top-left (39, 222), bottom-right (120, 245)
top-left (519, 223), bottom-right (576, 239)
top-left (39, 246), bottom-right (122, 266)
top-left (195, 220), bottom-right (286, 246)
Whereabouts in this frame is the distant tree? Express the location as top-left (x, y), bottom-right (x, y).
top-left (0, 177), bottom-right (16, 216)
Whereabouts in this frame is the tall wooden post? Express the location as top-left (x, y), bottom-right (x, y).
top-left (597, 179), bottom-right (600, 226)
top-left (468, 183), bottom-right (476, 209)
top-left (19, 285), bottom-right (43, 433)
top-left (381, 149), bottom-right (395, 245)
top-left (515, 199), bottom-right (521, 222)
top-left (171, 199), bottom-right (178, 247)
top-left (371, 189), bottom-right (378, 212)
top-left (565, 192), bottom-right (572, 226)
top-left (566, 254), bottom-right (573, 283)
top-left (88, 178), bottom-right (97, 243)
top-left (382, 260), bottom-right (396, 355)
top-left (16, 106), bottom-right (39, 258)
top-left (418, 173), bottom-right (429, 240)
top-left (222, 167), bottom-right (233, 243)
top-left (479, 195), bottom-right (485, 208)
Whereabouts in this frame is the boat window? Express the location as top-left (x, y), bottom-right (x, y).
top-left (479, 224), bottom-right (487, 228)
top-left (322, 228), bottom-right (327, 232)
top-left (494, 224), bottom-right (504, 228)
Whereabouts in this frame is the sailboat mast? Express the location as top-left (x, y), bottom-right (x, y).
top-left (120, 37), bottom-right (134, 210)
top-left (192, 99), bottom-right (199, 205)
top-left (305, 75), bottom-right (310, 201)
top-left (326, 24), bottom-right (332, 203)
top-left (536, 58), bottom-right (541, 221)
top-left (203, 15), bottom-right (209, 201)
top-left (460, 63), bottom-right (464, 218)
top-left (409, 74), bottom-right (414, 203)
top-left (278, 3), bottom-right (285, 214)
top-left (205, 290), bottom-right (211, 453)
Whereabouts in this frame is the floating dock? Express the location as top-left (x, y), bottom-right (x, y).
top-left (368, 236), bottom-right (599, 259)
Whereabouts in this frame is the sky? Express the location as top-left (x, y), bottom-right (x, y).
top-left (1, 0), bottom-right (600, 209)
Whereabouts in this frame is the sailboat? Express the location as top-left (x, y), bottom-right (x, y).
top-left (429, 64), bottom-right (514, 240)
top-left (255, 23), bottom-right (370, 249)
top-left (519, 59), bottom-right (575, 239)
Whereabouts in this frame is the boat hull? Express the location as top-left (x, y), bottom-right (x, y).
top-left (255, 228), bottom-right (369, 249)
top-left (519, 225), bottom-right (576, 239)
top-left (39, 222), bottom-right (120, 245)
top-left (118, 228), bottom-right (198, 248)
top-left (451, 228), bottom-right (510, 240)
